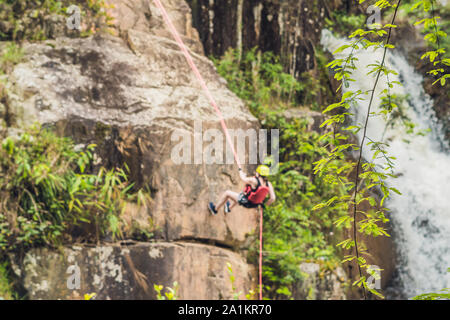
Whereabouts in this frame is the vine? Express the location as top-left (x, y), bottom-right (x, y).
top-left (352, 0), bottom-right (402, 299)
top-left (314, 0), bottom-right (401, 299)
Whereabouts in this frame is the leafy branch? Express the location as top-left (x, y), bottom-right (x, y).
top-left (351, 0), bottom-right (402, 299)
top-left (314, 0), bottom-right (405, 299)
top-left (413, 0), bottom-right (450, 85)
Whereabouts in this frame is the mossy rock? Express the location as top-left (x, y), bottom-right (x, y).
top-left (0, 0), bottom-right (110, 41)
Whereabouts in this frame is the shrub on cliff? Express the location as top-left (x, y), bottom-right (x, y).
top-left (0, 261), bottom-right (15, 300)
top-left (0, 125), bottom-right (150, 254)
top-left (0, 0), bottom-right (112, 41)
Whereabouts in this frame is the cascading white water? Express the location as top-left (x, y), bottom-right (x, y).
top-left (320, 29), bottom-right (450, 298)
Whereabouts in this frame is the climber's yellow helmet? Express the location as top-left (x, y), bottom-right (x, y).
top-left (262, 155), bottom-right (275, 167)
top-left (256, 164), bottom-right (270, 177)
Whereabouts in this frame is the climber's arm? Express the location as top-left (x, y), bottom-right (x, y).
top-left (239, 168), bottom-right (257, 185)
top-left (266, 182), bottom-right (276, 206)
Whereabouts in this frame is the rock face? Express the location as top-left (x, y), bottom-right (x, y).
top-left (10, 242), bottom-right (255, 300)
top-left (107, 0), bottom-right (204, 55)
top-left (6, 0), bottom-right (259, 247)
top-left (4, 0), bottom-right (260, 299)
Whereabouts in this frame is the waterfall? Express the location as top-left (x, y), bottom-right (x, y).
top-left (320, 29), bottom-right (450, 298)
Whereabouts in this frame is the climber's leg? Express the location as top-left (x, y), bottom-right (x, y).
top-left (229, 200), bottom-right (238, 210)
top-left (215, 190), bottom-right (239, 212)
top-left (225, 198), bottom-right (239, 213)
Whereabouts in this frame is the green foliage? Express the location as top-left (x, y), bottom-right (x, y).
top-left (411, 0), bottom-right (450, 85)
top-left (0, 42), bottom-right (24, 74)
top-left (154, 282), bottom-right (179, 300)
top-left (0, 0), bottom-right (112, 41)
top-left (325, 11), bottom-right (367, 35)
top-left (258, 112), bottom-right (349, 299)
top-left (413, 268), bottom-right (450, 300)
top-left (212, 48), bottom-right (327, 112)
top-left (226, 262), bottom-right (243, 300)
top-left (226, 262), bottom-right (257, 300)
top-left (0, 261), bottom-right (16, 300)
top-left (404, 0), bottom-right (450, 85)
top-left (0, 125), bottom-right (150, 254)
top-left (314, 0), bottom-right (409, 299)
top-left (214, 49), bottom-right (349, 299)
top-left (315, 0), bottom-right (449, 299)
top-left (400, 0), bottom-right (450, 58)
top-left (84, 292), bottom-right (97, 300)
top-left (412, 289), bottom-right (450, 300)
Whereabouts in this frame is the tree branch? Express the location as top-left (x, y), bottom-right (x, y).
top-left (351, 0), bottom-right (402, 300)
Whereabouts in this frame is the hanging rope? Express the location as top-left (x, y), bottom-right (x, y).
top-left (152, 0), bottom-right (262, 300)
top-left (258, 205), bottom-right (263, 300)
top-left (153, 0), bottom-right (242, 169)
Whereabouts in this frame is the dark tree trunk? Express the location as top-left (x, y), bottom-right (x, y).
top-left (186, 0), bottom-right (342, 77)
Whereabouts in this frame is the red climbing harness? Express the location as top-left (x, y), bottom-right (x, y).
top-left (244, 178), bottom-right (270, 205)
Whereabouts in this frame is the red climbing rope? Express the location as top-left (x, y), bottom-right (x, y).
top-left (258, 206), bottom-right (263, 300)
top-left (153, 0), bottom-right (242, 170)
top-left (153, 0), bottom-right (262, 300)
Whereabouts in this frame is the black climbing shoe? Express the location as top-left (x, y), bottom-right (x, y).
top-left (208, 202), bottom-right (218, 215)
top-left (224, 201), bottom-right (231, 214)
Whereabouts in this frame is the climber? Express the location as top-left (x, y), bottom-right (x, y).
top-left (208, 163), bottom-right (276, 215)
